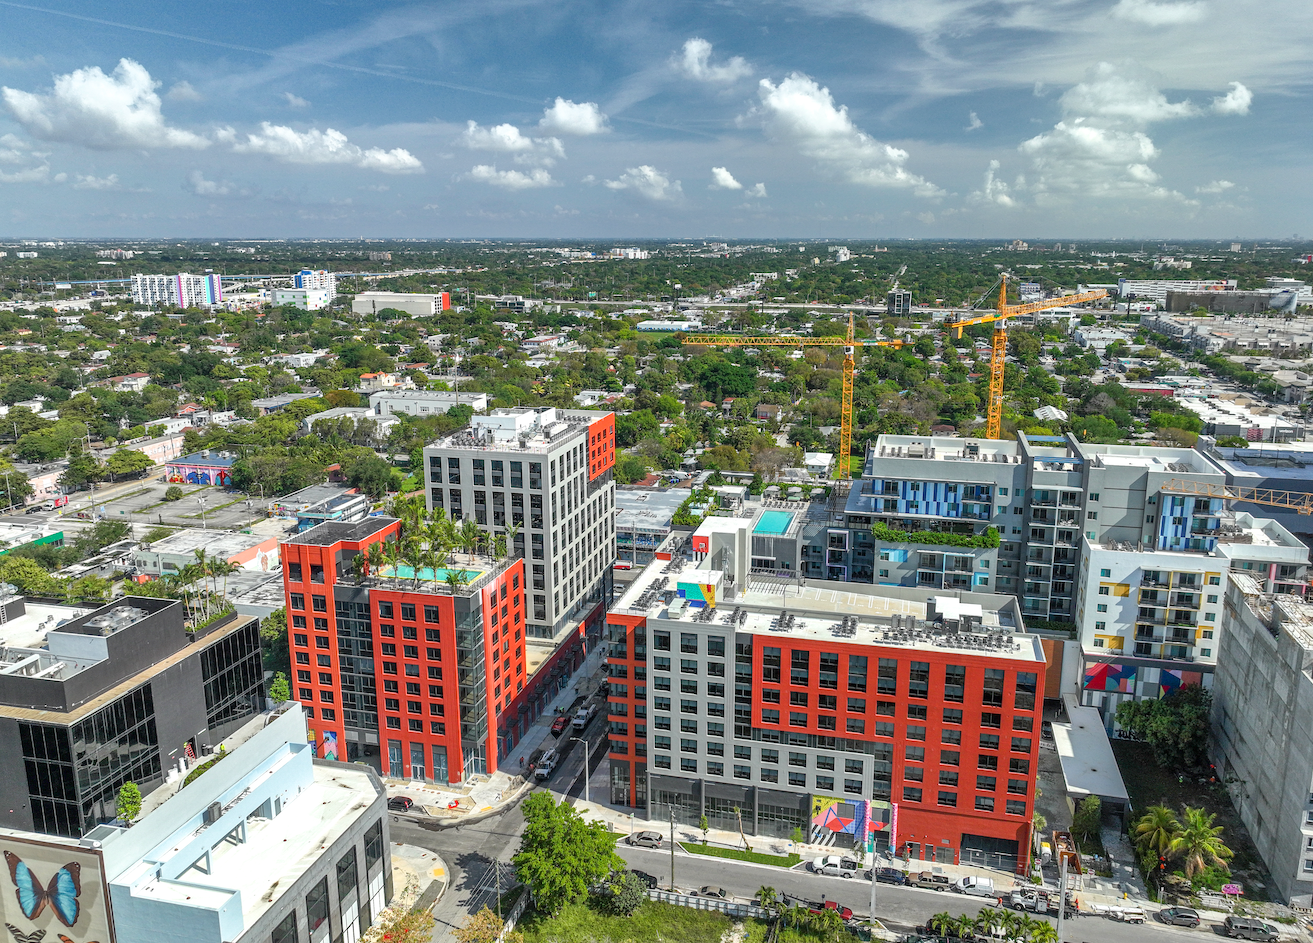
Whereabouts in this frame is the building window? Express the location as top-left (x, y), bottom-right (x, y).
top-left (902, 787), bottom-right (922, 802)
top-left (1006, 800), bottom-right (1026, 816)
top-left (937, 791), bottom-right (957, 807)
top-left (975, 796), bottom-right (995, 813)
top-left (271, 910), bottom-right (299, 943)
top-left (290, 593), bottom-right (305, 610)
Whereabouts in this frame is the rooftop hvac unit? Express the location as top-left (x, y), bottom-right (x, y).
top-left (203, 801), bottom-right (222, 825)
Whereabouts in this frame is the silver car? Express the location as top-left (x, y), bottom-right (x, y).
top-left (627, 830), bottom-right (663, 848)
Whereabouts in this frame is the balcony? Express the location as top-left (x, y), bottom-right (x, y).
top-left (1170, 594), bottom-right (1200, 609)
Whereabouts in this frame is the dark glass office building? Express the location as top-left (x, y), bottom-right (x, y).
top-left (0, 594), bottom-right (264, 837)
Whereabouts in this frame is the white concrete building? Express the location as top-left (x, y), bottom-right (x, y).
top-left (272, 287), bottom-right (333, 310)
top-left (350, 291), bottom-right (448, 317)
top-left (369, 389), bottom-right (488, 417)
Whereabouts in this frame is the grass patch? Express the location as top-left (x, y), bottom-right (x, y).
top-left (519, 899), bottom-right (731, 943)
top-left (678, 842), bottom-right (801, 868)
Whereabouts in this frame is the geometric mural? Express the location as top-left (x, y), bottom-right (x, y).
top-left (1084, 662), bottom-right (1136, 692)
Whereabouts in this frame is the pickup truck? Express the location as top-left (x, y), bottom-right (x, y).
top-left (572, 704), bottom-right (597, 730)
top-left (1007, 890), bottom-right (1050, 912)
top-left (785, 896), bottom-right (853, 921)
top-left (912, 872), bottom-right (952, 891)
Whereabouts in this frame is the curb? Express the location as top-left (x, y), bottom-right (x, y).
top-left (396, 779), bottom-right (536, 831)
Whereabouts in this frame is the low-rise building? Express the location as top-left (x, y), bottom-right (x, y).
top-left (250, 391), bottom-right (322, 416)
top-left (272, 287), bottom-right (334, 310)
top-left (351, 291), bottom-right (449, 317)
top-left (615, 488), bottom-right (686, 565)
top-left (370, 389), bottom-right (488, 417)
top-left (134, 528), bottom-right (282, 577)
top-left (165, 449), bottom-right (238, 486)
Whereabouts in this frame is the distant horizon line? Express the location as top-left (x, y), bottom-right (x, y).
top-left (0, 236), bottom-right (1306, 245)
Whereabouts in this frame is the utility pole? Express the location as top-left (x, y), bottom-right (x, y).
top-left (494, 859), bottom-right (502, 923)
top-left (868, 831), bottom-right (877, 925)
top-left (669, 805), bottom-right (676, 891)
top-left (1056, 854), bottom-right (1067, 943)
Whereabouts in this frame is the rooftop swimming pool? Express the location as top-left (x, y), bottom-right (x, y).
top-left (754, 510), bottom-right (795, 535)
top-left (384, 565), bottom-right (484, 584)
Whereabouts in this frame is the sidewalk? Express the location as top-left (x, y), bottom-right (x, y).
top-left (568, 759), bottom-right (1154, 915)
top-left (384, 642), bottom-right (609, 820)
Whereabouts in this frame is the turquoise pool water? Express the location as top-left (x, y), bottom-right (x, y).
top-left (386, 565), bottom-right (484, 583)
top-left (754, 510), bottom-right (795, 535)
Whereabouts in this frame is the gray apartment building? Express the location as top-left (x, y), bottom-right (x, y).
top-left (424, 406), bottom-right (617, 643)
top-left (0, 591), bottom-right (264, 837)
top-left (1212, 574), bottom-right (1313, 907)
top-left (805, 433), bottom-right (1240, 625)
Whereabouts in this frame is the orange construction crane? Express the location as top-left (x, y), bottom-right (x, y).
top-left (947, 274), bottom-right (1108, 439)
top-left (682, 314), bottom-right (908, 479)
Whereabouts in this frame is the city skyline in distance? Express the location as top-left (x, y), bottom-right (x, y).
top-left (0, 0), bottom-right (1309, 239)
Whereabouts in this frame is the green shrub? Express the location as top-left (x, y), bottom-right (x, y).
top-left (164, 486), bottom-right (184, 502)
top-left (871, 522), bottom-right (999, 549)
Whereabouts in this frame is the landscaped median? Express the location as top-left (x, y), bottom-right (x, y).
top-left (677, 841), bottom-right (802, 868)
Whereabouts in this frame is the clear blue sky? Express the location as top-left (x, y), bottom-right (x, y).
top-left (0, 0), bottom-right (1307, 239)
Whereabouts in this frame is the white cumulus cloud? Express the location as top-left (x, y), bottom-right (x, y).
top-left (166, 81), bottom-right (202, 102)
top-left (467, 165), bottom-right (556, 189)
top-left (1, 58), bottom-right (209, 150)
top-left (1212, 81), bottom-right (1252, 115)
top-left (746, 182), bottom-right (768, 198)
top-left (283, 92), bottom-right (311, 108)
top-left (185, 170), bottom-right (234, 195)
top-left (605, 165), bottom-right (682, 201)
top-left (674, 38), bottom-right (752, 83)
top-left (1059, 62), bottom-right (1198, 124)
top-left (538, 98), bottom-right (608, 136)
top-left (0, 164), bottom-right (53, 184)
top-left (1111, 0), bottom-right (1208, 25)
top-left (710, 166), bottom-right (742, 190)
top-left (754, 73), bottom-right (941, 196)
top-left (965, 111), bottom-right (983, 131)
top-left (1196, 179), bottom-right (1234, 194)
top-left (461, 121), bottom-right (564, 165)
top-left (73, 173), bottom-right (119, 190)
top-left (231, 123), bottom-right (423, 173)
top-left (969, 159), bottom-right (1019, 207)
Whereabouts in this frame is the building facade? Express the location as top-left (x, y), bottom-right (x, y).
top-left (370, 389), bottom-right (489, 417)
top-left (293, 267), bottom-right (338, 297)
top-left (0, 593), bottom-right (264, 837)
top-left (423, 407), bottom-right (617, 643)
top-left (280, 518), bottom-right (532, 782)
top-left (351, 291), bottom-right (449, 317)
top-left (131, 273), bottom-right (223, 308)
top-left (608, 517), bottom-right (1043, 874)
top-left (1212, 574), bottom-right (1313, 907)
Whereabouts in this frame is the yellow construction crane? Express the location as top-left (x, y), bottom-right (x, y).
top-left (682, 314), bottom-right (908, 479)
top-left (947, 274), bottom-right (1108, 439)
top-left (1159, 479), bottom-right (1313, 515)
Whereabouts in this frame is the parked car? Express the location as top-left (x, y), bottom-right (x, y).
top-left (630, 870), bottom-right (659, 889)
top-left (810, 855), bottom-right (860, 878)
top-left (627, 830), bottom-right (663, 848)
top-left (867, 867), bottom-right (907, 886)
top-left (550, 716), bottom-right (569, 737)
top-left (572, 704), bottom-right (597, 730)
top-left (1159, 907), bottom-right (1201, 928)
top-left (913, 872), bottom-right (952, 891)
top-left (1223, 916), bottom-right (1280, 941)
top-left (1041, 720), bottom-right (1054, 740)
top-left (695, 886), bottom-right (729, 900)
top-left (810, 900), bottom-right (853, 921)
top-left (387, 796), bottom-right (413, 812)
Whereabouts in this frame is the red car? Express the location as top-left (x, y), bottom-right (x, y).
top-left (551, 716), bottom-right (569, 737)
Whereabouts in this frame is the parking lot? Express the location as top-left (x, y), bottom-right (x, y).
top-left (10, 477), bottom-right (279, 533)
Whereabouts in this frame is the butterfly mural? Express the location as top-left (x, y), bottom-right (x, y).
top-left (2, 854), bottom-right (80, 928)
top-left (4, 923), bottom-right (46, 943)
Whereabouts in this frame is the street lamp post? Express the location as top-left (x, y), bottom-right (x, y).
top-left (198, 495), bottom-right (207, 530)
top-left (570, 736), bottom-right (590, 807)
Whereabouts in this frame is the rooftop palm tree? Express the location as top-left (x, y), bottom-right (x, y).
top-left (444, 568), bottom-right (470, 595)
top-left (457, 519), bottom-right (482, 564)
top-left (927, 912), bottom-right (956, 938)
top-left (1134, 805), bottom-right (1181, 857)
top-left (1169, 806), bottom-right (1233, 879)
top-left (504, 522), bottom-right (520, 559)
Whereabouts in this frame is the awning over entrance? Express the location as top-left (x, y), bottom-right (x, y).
top-left (1053, 693), bottom-right (1130, 807)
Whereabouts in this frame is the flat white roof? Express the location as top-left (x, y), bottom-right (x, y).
top-left (0, 600), bottom-right (96, 650)
top-left (143, 528), bottom-right (272, 556)
top-left (1053, 693), bottom-right (1130, 802)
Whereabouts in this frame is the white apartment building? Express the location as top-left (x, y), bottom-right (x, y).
top-left (370, 390), bottom-right (488, 417)
top-left (293, 268), bottom-right (337, 297)
top-left (1077, 511), bottom-right (1309, 727)
top-left (131, 273), bottom-right (223, 308)
top-left (423, 407), bottom-right (616, 642)
top-left (273, 287), bottom-right (333, 310)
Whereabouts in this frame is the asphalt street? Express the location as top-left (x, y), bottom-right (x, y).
top-left (389, 700), bottom-right (1220, 943)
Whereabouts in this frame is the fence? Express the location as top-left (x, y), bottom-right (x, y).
top-left (646, 889), bottom-right (770, 919)
top-left (496, 887), bottom-right (530, 943)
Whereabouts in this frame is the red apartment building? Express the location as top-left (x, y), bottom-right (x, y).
top-left (281, 516), bottom-right (530, 783)
top-left (607, 557), bottom-right (1044, 873)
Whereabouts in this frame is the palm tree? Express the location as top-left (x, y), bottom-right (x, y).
top-left (444, 569), bottom-right (470, 595)
top-left (1028, 920), bottom-right (1059, 943)
top-left (1134, 805), bottom-right (1181, 857)
top-left (755, 885), bottom-right (778, 911)
top-left (212, 559), bottom-right (238, 603)
top-left (350, 552), bottom-right (366, 583)
top-left (952, 915), bottom-right (977, 940)
top-left (505, 522), bottom-right (520, 559)
top-left (1169, 806), bottom-right (1233, 878)
top-left (927, 912), bottom-right (956, 938)
top-left (492, 534), bottom-right (507, 560)
top-left (458, 519), bottom-right (482, 564)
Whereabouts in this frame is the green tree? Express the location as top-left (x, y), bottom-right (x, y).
top-left (454, 906), bottom-right (522, 943)
top-left (1071, 795), bottom-right (1102, 845)
top-left (0, 459), bottom-right (35, 508)
top-left (105, 448), bottom-right (154, 480)
top-left (115, 781), bottom-right (142, 823)
top-left (164, 485), bottom-right (184, 501)
top-left (61, 445), bottom-right (105, 490)
top-left (346, 454), bottom-right (396, 499)
top-left (1114, 684), bottom-right (1212, 769)
top-left (269, 672), bottom-right (290, 704)
top-left (1169, 807), bottom-right (1233, 879)
top-left (512, 792), bottom-right (622, 916)
top-left (260, 607), bottom-right (290, 675)
top-left (598, 871), bottom-right (648, 917)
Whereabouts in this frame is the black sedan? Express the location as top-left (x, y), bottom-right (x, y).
top-left (867, 867), bottom-right (908, 886)
top-left (631, 870), bottom-right (659, 889)
top-left (387, 796), bottom-right (414, 812)
top-left (1159, 907), bottom-right (1201, 927)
